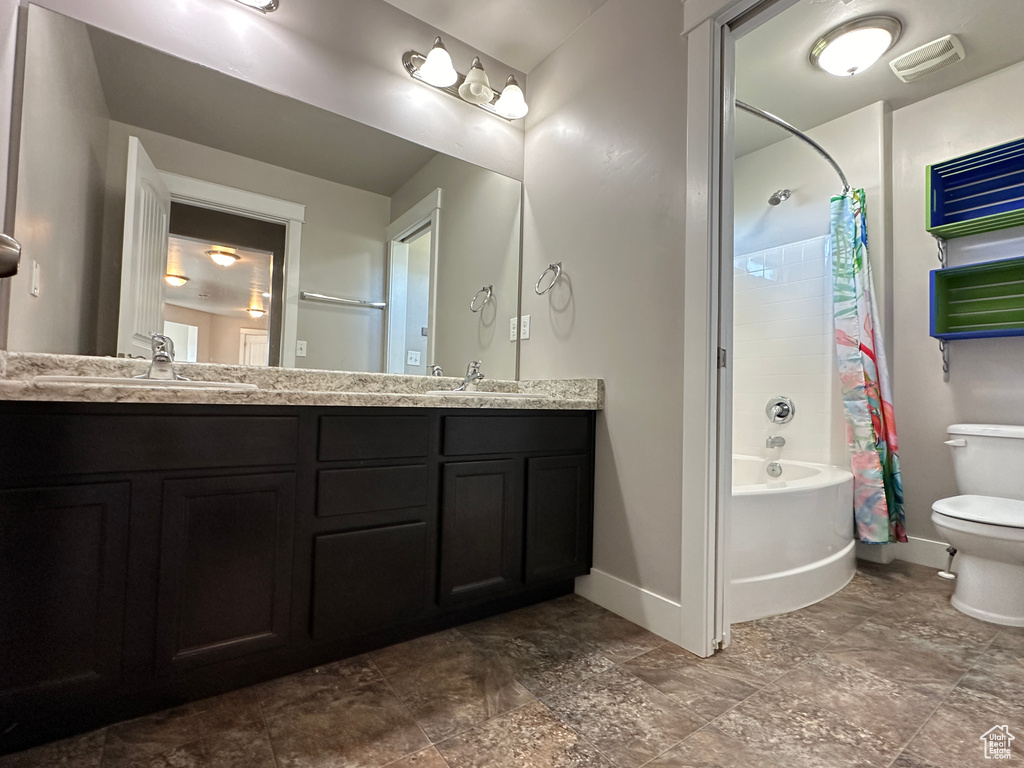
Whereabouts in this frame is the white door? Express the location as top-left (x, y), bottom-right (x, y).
top-left (239, 328), bottom-right (270, 366)
top-left (117, 137), bottom-right (171, 358)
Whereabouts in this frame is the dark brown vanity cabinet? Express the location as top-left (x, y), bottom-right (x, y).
top-left (0, 402), bottom-right (594, 755)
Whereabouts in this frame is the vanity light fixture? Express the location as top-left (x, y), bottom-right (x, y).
top-left (247, 306), bottom-right (267, 319)
top-left (809, 15), bottom-right (902, 77)
top-left (164, 274), bottom-right (190, 287)
top-left (207, 249), bottom-right (240, 267)
top-left (404, 39), bottom-right (528, 121)
top-left (233, 0), bottom-right (279, 12)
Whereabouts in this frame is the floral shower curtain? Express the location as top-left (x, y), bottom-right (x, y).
top-left (830, 189), bottom-right (907, 544)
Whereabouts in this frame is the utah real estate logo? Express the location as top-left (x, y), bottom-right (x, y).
top-left (980, 725), bottom-right (1015, 759)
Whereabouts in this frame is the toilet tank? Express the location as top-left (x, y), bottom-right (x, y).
top-left (947, 424), bottom-right (1024, 500)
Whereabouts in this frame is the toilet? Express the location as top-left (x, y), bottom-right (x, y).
top-left (931, 424), bottom-right (1024, 627)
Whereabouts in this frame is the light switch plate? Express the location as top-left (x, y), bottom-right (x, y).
top-left (295, 340), bottom-right (307, 357)
top-left (407, 350), bottom-right (421, 366)
top-left (509, 317), bottom-right (518, 341)
top-left (520, 314), bottom-right (531, 340)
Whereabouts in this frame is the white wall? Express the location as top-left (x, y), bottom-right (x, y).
top-left (892, 60), bottom-right (1024, 542)
top-left (100, 122), bottom-right (391, 372)
top-left (732, 102), bottom-right (891, 466)
top-left (521, 0), bottom-right (687, 606)
top-left (7, 5), bottom-right (109, 353)
top-left (391, 153), bottom-right (521, 381)
top-left (17, 0), bottom-right (525, 180)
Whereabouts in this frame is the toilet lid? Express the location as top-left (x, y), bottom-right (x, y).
top-left (933, 495), bottom-right (1024, 529)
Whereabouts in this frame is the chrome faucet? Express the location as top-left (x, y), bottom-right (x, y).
top-left (429, 364), bottom-right (444, 377)
top-left (455, 360), bottom-right (484, 391)
top-left (136, 333), bottom-right (188, 381)
top-left (766, 435), bottom-right (786, 449)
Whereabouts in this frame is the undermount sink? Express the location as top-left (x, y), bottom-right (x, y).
top-left (425, 390), bottom-right (545, 399)
top-left (34, 375), bottom-right (258, 390)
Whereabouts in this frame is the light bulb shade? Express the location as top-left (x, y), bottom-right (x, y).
top-left (458, 58), bottom-right (493, 104)
top-left (418, 38), bottom-right (458, 87)
top-left (207, 249), bottom-right (239, 267)
top-left (247, 307), bottom-right (266, 319)
top-left (164, 274), bottom-right (189, 287)
top-left (494, 76), bottom-right (529, 119)
top-left (810, 15), bottom-right (901, 77)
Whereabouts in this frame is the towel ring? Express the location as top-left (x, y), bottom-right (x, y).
top-left (535, 262), bottom-right (562, 295)
top-left (470, 285), bottom-right (493, 313)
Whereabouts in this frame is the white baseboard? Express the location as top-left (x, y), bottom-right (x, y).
top-left (856, 536), bottom-right (950, 569)
top-left (574, 568), bottom-right (682, 645)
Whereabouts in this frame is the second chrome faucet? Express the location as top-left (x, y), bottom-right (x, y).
top-left (454, 360), bottom-right (484, 392)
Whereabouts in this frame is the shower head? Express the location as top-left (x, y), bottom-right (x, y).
top-left (768, 189), bottom-right (791, 206)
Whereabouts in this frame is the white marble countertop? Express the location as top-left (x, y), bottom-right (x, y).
top-left (0, 352), bottom-right (604, 410)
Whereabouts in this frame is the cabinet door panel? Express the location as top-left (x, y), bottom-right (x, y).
top-left (157, 473), bottom-right (294, 673)
top-left (312, 523), bottom-right (428, 641)
top-left (439, 460), bottom-right (520, 605)
top-left (525, 455), bottom-right (592, 583)
top-left (0, 483), bottom-right (129, 699)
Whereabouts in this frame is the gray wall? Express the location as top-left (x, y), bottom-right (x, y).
top-left (7, 5), bottom-right (109, 353)
top-left (391, 154), bottom-right (521, 381)
top-left (892, 60), bottom-right (1024, 542)
top-left (101, 122), bottom-right (392, 371)
top-left (520, 0), bottom-right (687, 602)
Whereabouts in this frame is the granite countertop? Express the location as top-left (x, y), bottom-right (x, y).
top-left (0, 352), bottom-right (604, 410)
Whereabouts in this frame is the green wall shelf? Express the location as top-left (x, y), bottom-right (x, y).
top-left (927, 137), bottom-right (1024, 239)
top-left (931, 256), bottom-right (1024, 340)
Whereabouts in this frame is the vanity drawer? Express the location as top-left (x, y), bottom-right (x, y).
top-left (318, 416), bottom-right (430, 462)
top-left (0, 413), bottom-right (299, 477)
top-left (317, 465), bottom-right (428, 518)
top-left (442, 415), bottom-right (590, 456)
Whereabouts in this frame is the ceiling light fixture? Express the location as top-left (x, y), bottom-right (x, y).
top-left (164, 274), bottom-right (190, 287)
top-left (403, 39), bottom-right (528, 121)
top-left (247, 306), bottom-right (267, 319)
top-left (809, 15), bottom-right (902, 77)
top-left (233, 0), bottom-right (279, 12)
top-left (207, 249), bottom-right (240, 267)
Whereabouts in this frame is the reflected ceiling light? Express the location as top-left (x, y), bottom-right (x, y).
top-left (417, 37), bottom-right (458, 87)
top-left (809, 15), bottom-right (902, 77)
top-left (262, 292), bottom-right (271, 298)
top-left (247, 306), bottom-right (267, 319)
top-left (234, 0), bottom-right (279, 12)
top-left (403, 41), bottom-right (529, 121)
top-left (164, 274), bottom-right (190, 287)
top-left (207, 249), bottom-right (240, 267)
top-left (494, 75), bottom-right (529, 119)
top-left (458, 58), bottom-right (494, 104)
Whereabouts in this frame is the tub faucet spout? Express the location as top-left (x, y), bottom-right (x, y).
top-left (766, 435), bottom-right (786, 449)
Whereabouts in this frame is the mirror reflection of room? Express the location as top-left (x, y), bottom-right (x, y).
top-left (6, 4), bottom-right (522, 379)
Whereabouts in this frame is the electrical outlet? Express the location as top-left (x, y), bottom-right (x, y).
top-left (295, 340), bottom-right (307, 357)
top-left (30, 260), bottom-right (40, 297)
top-left (520, 314), bottom-right (531, 340)
top-left (509, 316), bottom-right (518, 341)
top-left (407, 350), bottom-right (421, 366)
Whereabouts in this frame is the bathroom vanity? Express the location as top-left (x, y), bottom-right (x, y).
top-left (0, 354), bottom-right (602, 754)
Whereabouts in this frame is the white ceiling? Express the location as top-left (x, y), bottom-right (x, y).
top-left (165, 236), bottom-right (273, 319)
top-left (378, 0), bottom-right (611, 73)
top-left (735, 0), bottom-right (1024, 156)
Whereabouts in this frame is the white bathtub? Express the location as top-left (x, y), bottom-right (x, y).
top-left (729, 455), bottom-right (855, 623)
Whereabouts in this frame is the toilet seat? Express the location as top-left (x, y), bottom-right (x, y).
top-left (932, 494), bottom-right (1024, 529)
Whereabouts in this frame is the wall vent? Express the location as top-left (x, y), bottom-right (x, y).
top-left (890, 35), bottom-right (965, 83)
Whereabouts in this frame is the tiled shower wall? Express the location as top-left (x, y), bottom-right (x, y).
top-left (732, 234), bottom-right (840, 465)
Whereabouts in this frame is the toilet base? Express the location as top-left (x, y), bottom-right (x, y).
top-left (950, 554), bottom-right (1024, 627)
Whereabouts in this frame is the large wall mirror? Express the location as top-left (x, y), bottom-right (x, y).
top-left (6, 4), bottom-right (522, 379)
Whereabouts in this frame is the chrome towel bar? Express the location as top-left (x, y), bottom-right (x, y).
top-left (470, 285), bottom-right (493, 312)
top-left (300, 291), bottom-right (386, 310)
top-left (535, 262), bottom-right (562, 295)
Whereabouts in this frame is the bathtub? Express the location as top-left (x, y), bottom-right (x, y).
top-left (729, 455), bottom-right (855, 623)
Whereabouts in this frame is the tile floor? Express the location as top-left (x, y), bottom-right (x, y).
top-left (2, 560), bottom-right (1022, 768)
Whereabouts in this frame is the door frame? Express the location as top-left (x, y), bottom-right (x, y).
top-left (159, 172), bottom-right (306, 367)
top-left (680, 0), bottom-right (798, 654)
top-left (384, 189), bottom-right (441, 374)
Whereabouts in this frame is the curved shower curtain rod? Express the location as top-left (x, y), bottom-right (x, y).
top-left (735, 100), bottom-right (852, 193)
